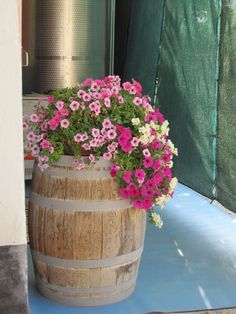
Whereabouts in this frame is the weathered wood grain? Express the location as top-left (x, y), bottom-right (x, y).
top-left (29, 157), bottom-right (146, 306)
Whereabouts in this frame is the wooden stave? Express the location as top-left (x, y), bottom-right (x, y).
top-left (29, 157), bottom-right (146, 306)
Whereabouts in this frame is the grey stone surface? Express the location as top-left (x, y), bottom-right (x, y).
top-left (0, 244), bottom-right (28, 314)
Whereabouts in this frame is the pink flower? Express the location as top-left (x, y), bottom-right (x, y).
top-left (152, 140), bottom-right (162, 150)
top-left (127, 182), bottom-right (139, 197)
top-left (131, 137), bottom-right (139, 147)
top-left (93, 92), bottom-right (102, 99)
top-left (101, 91), bottom-right (109, 99)
top-left (95, 107), bottom-right (101, 116)
top-left (89, 154), bottom-right (96, 163)
top-left (163, 166), bottom-right (172, 181)
top-left (141, 198), bottom-right (153, 210)
top-left (31, 145), bottom-right (39, 157)
top-left (135, 169), bottom-right (146, 183)
top-left (146, 179), bottom-right (155, 190)
top-left (23, 122), bottom-right (29, 129)
top-left (142, 100), bottom-right (152, 110)
top-left (98, 135), bottom-right (105, 145)
top-left (123, 82), bottom-right (132, 91)
top-left (34, 134), bottom-right (41, 143)
top-left (120, 141), bottom-right (133, 153)
top-left (48, 115), bottom-right (60, 130)
top-left (108, 143), bottom-right (117, 152)
top-left (107, 129), bottom-right (117, 140)
top-left (110, 163), bottom-right (120, 177)
top-left (89, 101), bottom-right (99, 111)
top-left (102, 118), bottom-right (112, 129)
top-left (118, 96), bottom-right (124, 104)
top-left (123, 170), bottom-right (132, 183)
top-left (26, 132), bottom-right (34, 142)
top-left (77, 90), bottom-right (85, 98)
top-left (60, 119), bottom-right (69, 128)
top-left (55, 100), bottom-right (64, 110)
top-left (133, 199), bottom-right (143, 209)
top-left (101, 128), bottom-right (107, 137)
top-left (111, 86), bottom-right (119, 95)
top-left (58, 108), bottom-right (69, 116)
top-left (30, 114), bottom-right (39, 122)
top-left (73, 159), bottom-right (79, 166)
top-left (145, 109), bottom-right (165, 124)
top-left (95, 79), bottom-right (103, 86)
top-left (49, 146), bottom-right (54, 154)
top-left (129, 86), bottom-right (137, 95)
top-left (103, 152), bottom-right (112, 160)
top-left (153, 159), bottom-right (161, 171)
top-left (141, 186), bottom-right (154, 198)
top-left (132, 80), bottom-right (142, 97)
top-left (76, 162), bottom-right (86, 171)
top-left (92, 128), bottom-right (100, 137)
top-left (143, 157), bottom-right (153, 168)
top-left (152, 172), bottom-right (163, 185)
top-left (163, 152), bottom-right (172, 162)
top-left (133, 97), bottom-right (142, 106)
top-left (42, 155), bottom-right (49, 162)
top-left (82, 143), bottom-right (91, 150)
top-left (40, 122), bottom-right (47, 132)
top-left (104, 97), bottom-right (111, 107)
top-left (82, 78), bottom-right (93, 86)
top-left (91, 82), bottom-right (99, 91)
top-left (143, 148), bottom-right (151, 157)
top-left (120, 187), bottom-right (130, 199)
top-left (74, 133), bottom-right (83, 142)
top-left (40, 140), bottom-right (51, 149)
top-left (83, 93), bottom-right (91, 102)
top-left (47, 96), bottom-right (54, 103)
top-left (82, 133), bottom-right (88, 141)
top-left (69, 101), bottom-right (80, 111)
top-left (116, 125), bottom-right (132, 139)
top-left (90, 139), bottom-right (98, 147)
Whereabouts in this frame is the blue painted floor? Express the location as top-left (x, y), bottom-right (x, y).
top-left (28, 183), bottom-right (236, 313)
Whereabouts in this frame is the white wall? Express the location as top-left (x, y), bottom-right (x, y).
top-left (0, 0), bottom-right (26, 245)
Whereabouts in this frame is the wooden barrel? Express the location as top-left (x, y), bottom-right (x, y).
top-left (29, 156), bottom-right (146, 306)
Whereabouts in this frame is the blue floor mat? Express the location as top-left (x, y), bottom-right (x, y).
top-left (28, 183), bottom-right (236, 314)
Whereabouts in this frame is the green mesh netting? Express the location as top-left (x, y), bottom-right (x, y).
top-left (157, 0), bottom-right (221, 198)
top-left (217, 0), bottom-right (236, 212)
top-left (123, 0), bottom-right (165, 97)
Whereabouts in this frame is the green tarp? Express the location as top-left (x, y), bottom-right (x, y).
top-left (217, 0), bottom-right (236, 212)
top-left (123, 0), bottom-right (165, 97)
top-left (157, 0), bottom-right (221, 198)
top-left (121, 0), bottom-right (236, 210)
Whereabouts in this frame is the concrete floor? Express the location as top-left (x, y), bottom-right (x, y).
top-left (28, 183), bottom-right (236, 314)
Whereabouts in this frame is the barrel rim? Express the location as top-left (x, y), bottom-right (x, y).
top-left (51, 155), bottom-right (111, 169)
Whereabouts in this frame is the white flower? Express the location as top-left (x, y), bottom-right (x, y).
top-left (132, 118), bottom-right (140, 126)
top-left (169, 177), bottom-right (178, 193)
top-left (160, 120), bottom-right (170, 136)
top-left (139, 125), bottom-right (151, 134)
top-left (139, 134), bottom-right (155, 145)
top-left (167, 139), bottom-right (178, 155)
top-left (150, 212), bottom-right (163, 228)
top-left (155, 194), bottom-right (171, 207)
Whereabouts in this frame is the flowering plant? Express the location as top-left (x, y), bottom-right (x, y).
top-left (24, 75), bottom-right (177, 227)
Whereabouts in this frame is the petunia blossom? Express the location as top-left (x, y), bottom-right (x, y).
top-left (143, 157), bottom-right (153, 168)
top-left (69, 101), bottom-right (80, 111)
top-left (123, 171), bottom-right (132, 183)
top-left (60, 119), bottom-right (69, 128)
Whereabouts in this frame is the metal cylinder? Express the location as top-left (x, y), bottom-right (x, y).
top-left (35, 0), bottom-right (115, 93)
